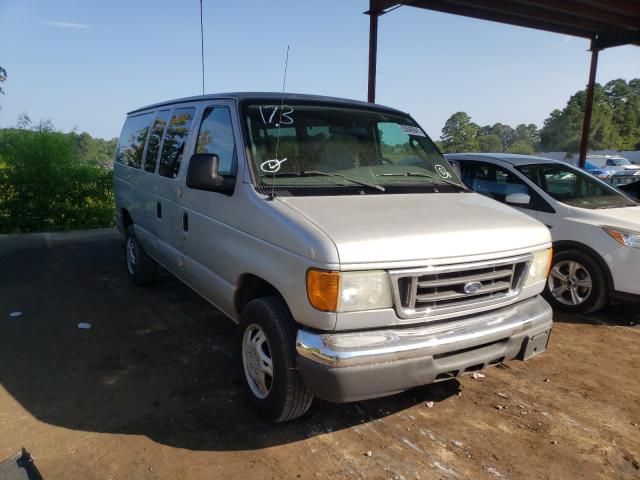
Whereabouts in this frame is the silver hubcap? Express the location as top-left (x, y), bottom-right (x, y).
top-left (242, 324), bottom-right (274, 399)
top-left (126, 237), bottom-right (137, 275)
top-left (548, 260), bottom-right (593, 306)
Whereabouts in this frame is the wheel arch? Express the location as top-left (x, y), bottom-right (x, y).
top-left (121, 208), bottom-right (134, 229)
top-left (552, 240), bottom-right (614, 291)
top-left (235, 274), bottom-right (288, 316)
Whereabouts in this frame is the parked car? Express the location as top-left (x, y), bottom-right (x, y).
top-left (583, 161), bottom-right (614, 180)
top-left (114, 94), bottom-right (553, 422)
top-left (587, 155), bottom-right (640, 176)
top-left (447, 153), bottom-right (640, 314)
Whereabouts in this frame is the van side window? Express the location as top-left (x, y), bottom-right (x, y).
top-left (159, 107), bottom-right (195, 178)
top-left (195, 107), bottom-right (236, 175)
top-left (117, 113), bottom-right (153, 168)
top-left (144, 110), bottom-right (170, 173)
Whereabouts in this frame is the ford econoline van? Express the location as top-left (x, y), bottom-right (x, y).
top-left (114, 93), bottom-right (553, 422)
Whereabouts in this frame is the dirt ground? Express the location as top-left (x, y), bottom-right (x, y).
top-left (0, 230), bottom-right (639, 480)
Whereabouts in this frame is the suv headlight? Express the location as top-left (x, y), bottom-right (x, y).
top-left (524, 248), bottom-right (553, 286)
top-left (306, 269), bottom-right (392, 312)
top-left (603, 226), bottom-right (640, 249)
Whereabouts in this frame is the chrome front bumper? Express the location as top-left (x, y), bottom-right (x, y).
top-left (295, 295), bottom-right (552, 402)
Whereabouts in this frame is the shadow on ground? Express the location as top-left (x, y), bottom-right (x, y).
top-left (553, 302), bottom-right (639, 326)
top-left (0, 234), bottom-right (459, 452)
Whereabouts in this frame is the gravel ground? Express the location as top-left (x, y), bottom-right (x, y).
top-left (0, 230), bottom-right (638, 479)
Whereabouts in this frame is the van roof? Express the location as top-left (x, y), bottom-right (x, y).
top-left (127, 92), bottom-right (406, 115)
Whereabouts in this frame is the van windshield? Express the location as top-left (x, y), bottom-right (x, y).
top-left (242, 102), bottom-right (465, 194)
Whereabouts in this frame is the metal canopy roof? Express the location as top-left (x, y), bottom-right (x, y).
top-left (364, 0), bottom-right (640, 167)
top-left (366, 0), bottom-right (640, 50)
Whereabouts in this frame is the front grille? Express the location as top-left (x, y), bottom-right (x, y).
top-left (389, 255), bottom-right (532, 320)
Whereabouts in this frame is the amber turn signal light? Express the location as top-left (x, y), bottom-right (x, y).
top-left (306, 269), bottom-right (340, 312)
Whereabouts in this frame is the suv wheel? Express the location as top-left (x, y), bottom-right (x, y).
top-left (239, 296), bottom-right (313, 422)
top-left (124, 225), bottom-right (157, 286)
top-left (545, 249), bottom-right (608, 314)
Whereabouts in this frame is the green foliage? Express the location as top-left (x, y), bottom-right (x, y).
top-left (0, 66), bottom-right (6, 96)
top-left (0, 123), bottom-right (115, 233)
top-left (477, 134), bottom-right (503, 152)
top-left (441, 78), bottom-right (640, 155)
top-left (507, 140), bottom-right (535, 155)
top-left (539, 79), bottom-right (639, 152)
top-left (440, 112), bottom-right (479, 153)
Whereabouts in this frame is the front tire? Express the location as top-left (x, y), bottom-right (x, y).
top-left (239, 297), bottom-right (313, 422)
top-left (544, 249), bottom-right (608, 314)
top-left (124, 225), bottom-right (157, 286)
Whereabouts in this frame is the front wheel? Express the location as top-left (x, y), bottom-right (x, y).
top-left (239, 297), bottom-right (313, 422)
top-left (544, 249), bottom-right (608, 314)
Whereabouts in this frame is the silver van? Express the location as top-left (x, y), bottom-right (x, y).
top-left (114, 93), bottom-right (553, 422)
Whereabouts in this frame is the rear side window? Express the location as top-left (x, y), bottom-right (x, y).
top-left (144, 110), bottom-right (170, 173)
top-left (117, 113), bottom-right (153, 168)
top-left (159, 107), bottom-right (195, 178)
top-left (195, 106), bottom-right (236, 175)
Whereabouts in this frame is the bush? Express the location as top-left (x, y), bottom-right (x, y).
top-left (0, 126), bottom-right (114, 233)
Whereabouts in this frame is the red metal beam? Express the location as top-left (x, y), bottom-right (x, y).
top-left (578, 46), bottom-right (600, 169)
top-left (444, 0), bottom-right (638, 34)
top-left (367, 6), bottom-right (379, 103)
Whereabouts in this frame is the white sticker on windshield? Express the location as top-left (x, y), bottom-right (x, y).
top-left (435, 164), bottom-right (452, 179)
top-left (399, 125), bottom-right (426, 137)
top-left (260, 158), bottom-right (288, 173)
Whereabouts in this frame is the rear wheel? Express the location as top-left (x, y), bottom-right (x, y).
top-left (544, 249), bottom-right (608, 314)
top-left (239, 296), bottom-right (313, 422)
top-left (124, 225), bottom-right (157, 286)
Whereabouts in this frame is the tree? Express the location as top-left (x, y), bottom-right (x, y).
top-left (0, 120), bottom-right (115, 233)
top-left (515, 123), bottom-right (539, 149)
top-left (477, 134), bottom-right (502, 152)
top-left (440, 112), bottom-right (479, 153)
top-left (507, 140), bottom-right (535, 155)
top-left (0, 66), bottom-right (6, 109)
top-left (0, 66), bottom-right (6, 96)
top-left (489, 123), bottom-right (516, 150)
top-left (539, 80), bottom-right (639, 152)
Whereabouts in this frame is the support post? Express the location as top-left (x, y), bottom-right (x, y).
top-left (578, 44), bottom-right (600, 168)
top-left (367, 5), bottom-right (379, 103)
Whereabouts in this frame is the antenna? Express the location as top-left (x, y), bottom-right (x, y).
top-left (199, 0), bottom-right (205, 95)
top-left (269, 45), bottom-right (290, 200)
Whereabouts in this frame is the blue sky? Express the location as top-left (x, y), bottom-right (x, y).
top-left (0, 0), bottom-right (638, 140)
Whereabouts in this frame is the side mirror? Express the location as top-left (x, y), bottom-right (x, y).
top-left (505, 192), bottom-right (531, 206)
top-left (186, 153), bottom-right (235, 195)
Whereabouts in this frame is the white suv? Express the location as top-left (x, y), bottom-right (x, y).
top-left (447, 153), bottom-right (640, 313)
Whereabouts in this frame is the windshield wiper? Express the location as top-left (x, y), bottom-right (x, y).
top-left (377, 172), bottom-right (468, 191)
top-left (269, 170), bottom-right (385, 192)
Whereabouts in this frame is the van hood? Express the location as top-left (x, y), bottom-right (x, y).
top-left (276, 193), bottom-right (550, 265)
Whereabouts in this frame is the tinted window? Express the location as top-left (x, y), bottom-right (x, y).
top-left (117, 113), bottom-right (153, 168)
top-left (159, 107), bottom-right (195, 178)
top-left (518, 164), bottom-right (636, 209)
top-left (144, 110), bottom-right (170, 173)
top-left (195, 107), bottom-right (236, 175)
top-left (465, 162), bottom-right (533, 208)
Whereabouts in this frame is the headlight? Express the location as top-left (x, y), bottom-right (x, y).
top-left (306, 269), bottom-right (392, 312)
top-left (524, 248), bottom-right (553, 286)
top-left (603, 226), bottom-right (640, 249)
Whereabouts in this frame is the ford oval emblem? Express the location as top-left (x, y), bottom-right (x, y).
top-left (463, 281), bottom-right (483, 295)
